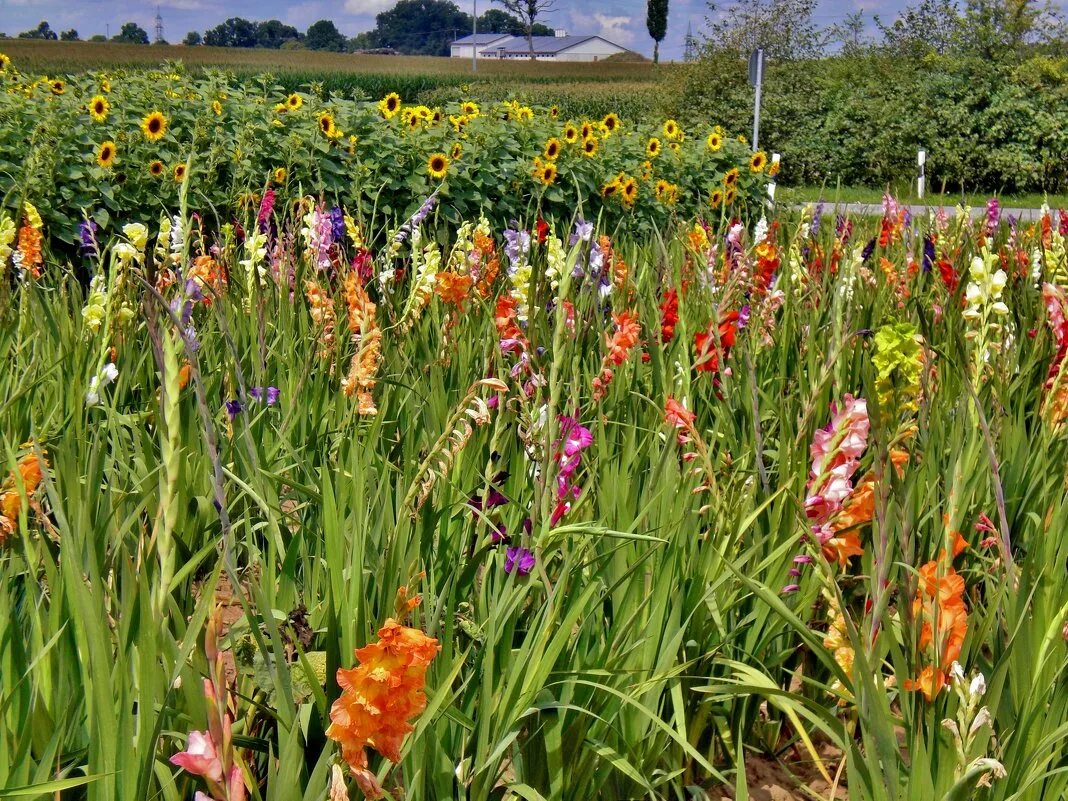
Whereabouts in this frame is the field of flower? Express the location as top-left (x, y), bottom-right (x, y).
top-left (2, 50), bottom-right (1068, 801)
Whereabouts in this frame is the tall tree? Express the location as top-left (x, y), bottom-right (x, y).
top-left (60, 29), bottom-right (80, 41)
top-left (960, 0), bottom-right (1060, 57)
top-left (477, 8), bottom-right (552, 35)
top-left (647, 0), bottom-right (669, 64)
top-left (18, 21), bottom-right (58, 40)
top-left (704, 0), bottom-right (825, 59)
top-left (493, 0), bottom-right (558, 59)
top-left (374, 1), bottom-right (472, 56)
top-left (829, 10), bottom-right (868, 54)
top-left (255, 20), bottom-right (301, 49)
top-left (114, 22), bottom-right (150, 44)
top-left (305, 19), bottom-right (347, 51)
top-left (875, 0), bottom-right (963, 56)
top-left (183, 31), bottom-right (203, 46)
top-left (204, 17), bottom-right (258, 48)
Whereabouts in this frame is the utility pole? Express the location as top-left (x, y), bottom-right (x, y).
top-left (748, 47), bottom-right (765, 151)
top-left (154, 5), bottom-right (164, 44)
top-left (472, 0), bottom-right (478, 73)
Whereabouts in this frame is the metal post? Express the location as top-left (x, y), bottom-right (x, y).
top-left (472, 0), bottom-right (478, 73)
top-left (749, 48), bottom-right (764, 151)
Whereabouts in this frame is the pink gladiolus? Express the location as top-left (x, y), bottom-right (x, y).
top-left (171, 731), bottom-right (223, 784)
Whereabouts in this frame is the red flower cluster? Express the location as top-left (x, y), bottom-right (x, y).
top-left (694, 311), bottom-right (740, 376)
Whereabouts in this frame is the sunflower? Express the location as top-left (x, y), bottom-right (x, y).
top-left (749, 150), bottom-right (768, 173)
top-left (461, 100), bottom-right (479, 117)
top-left (655, 179), bottom-right (677, 204)
top-left (767, 158), bottom-right (780, 178)
top-left (563, 123), bottom-right (579, 144)
top-left (580, 121), bottom-right (594, 140)
top-left (724, 187), bottom-right (737, 206)
top-left (601, 112), bottom-right (620, 135)
top-left (427, 152), bottom-right (450, 180)
top-left (549, 104), bottom-right (559, 118)
top-left (148, 160), bottom-right (165, 178)
top-left (450, 142), bottom-right (463, 160)
top-left (663, 119), bottom-right (680, 139)
top-left (601, 177), bottom-right (620, 199)
top-left (723, 167), bottom-right (740, 187)
top-left (173, 163), bottom-right (187, 183)
top-left (706, 132), bottom-right (723, 152)
top-left (621, 177), bottom-right (638, 206)
top-left (287, 92), bottom-right (303, 110)
top-left (274, 167), bottom-right (287, 183)
top-left (212, 100), bottom-right (223, 116)
top-left (646, 137), bottom-right (661, 158)
top-left (640, 160), bottom-right (653, 180)
top-left (379, 92), bottom-right (401, 118)
top-left (538, 162), bottom-right (558, 185)
top-left (101, 78), bottom-right (111, 93)
top-left (0, 53), bottom-right (10, 72)
top-left (318, 112), bottom-right (338, 138)
top-left (582, 136), bottom-right (599, 158)
top-left (141, 111), bottom-right (168, 141)
top-left (50, 79), bottom-right (65, 95)
top-left (708, 188), bottom-right (724, 209)
top-left (737, 134), bottom-right (747, 144)
top-left (273, 102), bottom-right (288, 114)
top-left (88, 95), bottom-right (109, 123)
top-left (96, 141), bottom-right (117, 169)
top-left (544, 138), bottom-right (561, 161)
top-left (516, 107), bottom-right (533, 122)
top-left (431, 108), bottom-right (443, 124)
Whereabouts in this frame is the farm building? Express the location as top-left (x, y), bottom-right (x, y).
top-left (449, 33), bottom-right (515, 60)
top-left (450, 31), bottom-right (630, 62)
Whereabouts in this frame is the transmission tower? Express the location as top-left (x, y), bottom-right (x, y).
top-left (154, 5), bottom-right (165, 44)
top-left (683, 21), bottom-right (697, 62)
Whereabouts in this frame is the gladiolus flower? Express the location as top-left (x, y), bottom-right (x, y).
top-left (170, 730), bottom-right (223, 783)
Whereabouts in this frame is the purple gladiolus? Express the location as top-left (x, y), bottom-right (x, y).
top-left (224, 399), bottom-right (243, 420)
top-left (250, 386), bottom-right (280, 406)
top-left (79, 219), bottom-right (99, 257)
top-left (505, 547), bottom-right (535, 576)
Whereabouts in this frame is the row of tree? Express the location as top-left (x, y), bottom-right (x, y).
top-left (700, 0), bottom-right (1068, 62)
top-left (10, 1), bottom-right (560, 58)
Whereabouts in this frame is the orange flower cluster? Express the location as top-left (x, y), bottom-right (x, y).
top-left (0, 448), bottom-right (48, 544)
top-left (305, 279), bottom-right (337, 361)
top-left (659, 288), bottom-right (679, 343)
top-left (904, 531), bottom-right (969, 702)
top-left (327, 620), bottom-right (440, 799)
top-left (494, 295), bottom-right (524, 344)
top-left (341, 272), bottom-right (382, 416)
top-left (17, 224), bottom-right (42, 278)
top-left (188, 255), bottom-right (226, 301)
top-left (434, 271), bottom-right (473, 307)
top-left (598, 235), bottom-right (628, 289)
top-left (473, 233), bottom-right (499, 298)
top-left (592, 311), bottom-right (641, 400)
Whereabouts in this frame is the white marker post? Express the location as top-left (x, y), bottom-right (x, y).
top-left (917, 149), bottom-right (926, 201)
top-left (748, 48), bottom-right (765, 151)
top-left (768, 153), bottom-right (780, 202)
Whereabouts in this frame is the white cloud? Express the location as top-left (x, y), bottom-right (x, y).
top-left (343, 0), bottom-right (399, 15)
top-left (159, 0), bottom-right (208, 10)
top-left (592, 13), bottom-right (635, 45)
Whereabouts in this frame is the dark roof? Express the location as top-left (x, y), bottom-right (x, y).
top-left (478, 35), bottom-right (624, 55)
top-left (450, 33), bottom-right (514, 45)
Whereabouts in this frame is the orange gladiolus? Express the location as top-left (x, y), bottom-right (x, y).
top-left (327, 619), bottom-right (440, 799)
top-left (0, 449), bottom-right (48, 543)
top-left (907, 557), bottom-right (969, 701)
top-left (435, 271), bottom-right (473, 306)
top-left (903, 664), bottom-right (946, 703)
top-left (820, 530), bottom-right (864, 568)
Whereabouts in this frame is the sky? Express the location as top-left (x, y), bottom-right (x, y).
top-left (0, 0), bottom-right (1064, 61)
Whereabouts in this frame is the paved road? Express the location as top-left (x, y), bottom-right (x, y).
top-left (787, 201), bottom-right (1048, 220)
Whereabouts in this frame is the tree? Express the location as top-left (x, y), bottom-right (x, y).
top-left (493, 0), bottom-right (557, 59)
top-left (256, 20), bottom-right (301, 49)
top-left (829, 10), bottom-right (868, 54)
top-left (183, 31), bottom-right (203, 46)
top-left (704, 0), bottom-right (826, 59)
top-left (88, 34), bottom-right (108, 42)
top-left (876, 0), bottom-right (963, 56)
top-left (374, 1), bottom-right (472, 56)
top-left (204, 17), bottom-right (258, 48)
top-left (348, 32), bottom-right (379, 52)
top-left (305, 19), bottom-right (347, 51)
top-left (114, 22), bottom-right (150, 44)
top-left (477, 8), bottom-right (552, 35)
top-left (18, 21), bottom-right (58, 40)
top-left (959, 0), bottom-right (1060, 57)
top-left (60, 29), bottom-right (80, 41)
top-left (646, 0), bottom-right (669, 64)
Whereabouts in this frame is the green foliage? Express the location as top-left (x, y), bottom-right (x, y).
top-left (113, 23), bottom-right (150, 46)
top-left (305, 19), bottom-right (348, 53)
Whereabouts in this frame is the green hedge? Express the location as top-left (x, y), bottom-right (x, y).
top-left (668, 52), bottom-right (1068, 193)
